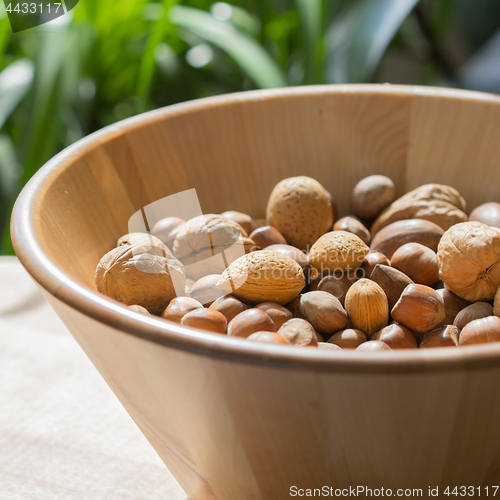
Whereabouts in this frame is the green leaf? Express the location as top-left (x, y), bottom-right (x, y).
top-left (0, 59), bottom-right (34, 130)
top-left (327, 0), bottom-right (421, 83)
top-left (169, 5), bottom-right (287, 89)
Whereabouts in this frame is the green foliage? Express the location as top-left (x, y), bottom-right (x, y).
top-left (0, 0), bottom-right (499, 253)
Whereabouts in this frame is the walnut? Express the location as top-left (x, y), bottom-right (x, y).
top-left (173, 214), bottom-right (248, 280)
top-left (95, 243), bottom-right (185, 314)
top-left (437, 222), bottom-right (500, 302)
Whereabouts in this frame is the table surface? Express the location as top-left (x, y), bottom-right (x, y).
top-left (0, 256), bottom-right (187, 500)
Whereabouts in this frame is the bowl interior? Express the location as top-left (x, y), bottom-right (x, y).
top-left (12, 84), bottom-right (500, 366)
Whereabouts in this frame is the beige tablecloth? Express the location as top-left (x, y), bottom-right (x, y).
top-left (0, 257), bottom-right (187, 499)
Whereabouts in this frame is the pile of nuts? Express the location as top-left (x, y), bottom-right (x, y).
top-left (95, 174), bottom-right (500, 352)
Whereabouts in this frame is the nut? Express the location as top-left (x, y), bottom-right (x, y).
top-left (249, 226), bottom-right (287, 248)
top-left (344, 279), bottom-right (389, 336)
top-left (255, 302), bottom-right (293, 329)
top-left (327, 329), bottom-right (366, 349)
top-left (420, 325), bottom-right (459, 348)
top-left (390, 243), bottom-right (439, 287)
top-left (189, 274), bottom-right (225, 306)
top-left (180, 308), bottom-right (227, 334)
top-left (315, 273), bottom-right (354, 306)
top-left (435, 287), bottom-right (470, 326)
top-left (371, 323), bottom-right (418, 349)
top-left (368, 265), bottom-right (414, 311)
top-left (333, 217), bottom-right (371, 245)
top-left (469, 202), bottom-right (500, 228)
top-left (318, 342), bottom-right (342, 351)
top-left (246, 332), bottom-right (291, 345)
top-left (371, 184), bottom-right (467, 235)
top-left (437, 221), bottom-right (500, 302)
top-left (370, 219), bottom-right (444, 259)
top-left (278, 318), bottom-right (318, 347)
top-left (459, 316), bottom-right (500, 345)
top-left (152, 217), bottom-right (185, 247)
top-left (173, 214), bottom-right (248, 280)
top-left (95, 243), bottom-right (185, 315)
top-left (391, 284), bottom-right (445, 333)
top-left (162, 296), bottom-right (204, 323)
top-left (266, 244), bottom-right (309, 275)
top-left (453, 302), bottom-right (493, 331)
top-left (266, 176), bottom-right (334, 249)
top-left (360, 251), bottom-right (390, 278)
top-left (299, 291), bottom-right (349, 335)
top-left (127, 304), bottom-right (151, 316)
top-left (216, 250), bottom-right (305, 305)
top-left (494, 286), bottom-right (500, 317)
top-left (351, 175), bottom-right (396, 220)
top-left (227, 308), bottom-right (277, 338)
top-left (309, 231), bottom-right (369, 273)
top-left (356, 340), bottom-right (392, 352)
top-left (209, 295), bottom-right (248, 322)
top-left (117, 232), bottom-right (170, 254)
top-left (221, 211), bottom-right (253, 235)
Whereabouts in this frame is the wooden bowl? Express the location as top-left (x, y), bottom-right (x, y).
top-left (11, 85), bottom-right (500, 497)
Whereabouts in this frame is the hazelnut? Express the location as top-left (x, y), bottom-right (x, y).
top-left (327, 329), bottom-right (366, 349)
top-left (246, 332), bottom-right (291, 345)
top-left (370, 219), bottom-right (444, 259)
top-left (390, 243), bottom-right (439, 287)
top-left (266, 176), bottom-right (334, 250)
top-left (453, 302), bottom-right (493, 331)
top-left (255, 302), bottom-right (293, 329)
top-left (221, 211), bottom-right (253, 235)
top-left (391, 284), bottom-right (445, 333)
top-left (435, 288), bottom-right (470, 326)
top-left (315, 273), bottom-right (354, 306)
top-left (333, 217), bottom-right (371, 245)
top-left (356, 340), bottom-right (392, 352)
top-left (344, 279), bottom-right (389, 336)
top-left (318, 342), bottom-right (342, 351)
top-left (459, 316), bottom-right (500, 345)
top-left (369, 264), bottom-right (414, 310)
top-left (494, 286), bottom-right (500, 317)
top-left (278, 318), bottom-right (318, 347)
top-left (180, 309), bottom-right (227, 334)
top-left (437, 221), bottom-right (500, 302)
top-left (249, 226), bottom-right (287, 248)
top-left (162, 297), bottom-right (203, 323)
top-left (371, 323), bottom-right (418, 349)
top-left (360, 252), bottom-right (390, 279)
top-left (217, 251), bottom-right (305, 305)
top-left (95, 243), bottom-right (185, 315)
top-left (309, 231), bottom-right (369, 273)
top-left (469, 202), bottom-right (500, 228)
top-left (285, 294), bottom-right (304, 319)
top-left (190, 274), bottom-right (225, 306)
top-left (266, 244), bottom-right (309, 275)
top-left (127, 304), bottom-right (151, 316)
top-left (209, 295), bottom-right (248, 322)
top-left (299, 291), bottom-right (349, 335)
top-left (351, 175), bottom-right (396, 221)
top-left (314, 331), bottom-right (325, 343)
top-left (152, 217), bottom-right (185, 247)
top-left (420, 325), bottom-right (459, 348)
top-left (227, 308), bottom-right (277, 338)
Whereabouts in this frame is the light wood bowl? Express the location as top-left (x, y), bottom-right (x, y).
top-left (11, 85), bottom-right (500, 498)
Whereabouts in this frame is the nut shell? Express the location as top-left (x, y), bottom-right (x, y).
top-left (333, 217), bottom-right (370, 245)
top-left (299, 291), bottom-right (349, 335)
top-left (469, 202), bottom-right (500, 228)
top-left (309, 231), bottom-right (369, 273)
top-left (227, 308), bottom-right (277, 338)
top-left (453, 302), bottom-right (493, 331)
top-left (189, 274), bottom-right (225, 306)
top-left (249, 226), bottom-right (287, 248)
top-left (221, 211), bottom-right (253, 235)
top-left (247, 332), bottom-right (291, 345)
top-left (180, 309), bottom-right (227, 334)
top-left (266, 176), bottom-right (334, 250)
top-left (344, 279), bottom-right (389, 336)
top-left (356, 340), bottom-right (392, 352)
top-left (209, 295), bottom-right (248, 322)
top-left (278, 318), bottom-right (318, 347)
top-left (371, 323), bottom-right (418, 349)
top-left (351, 175), bottom-right (396, 220)
top-left (390, 242), bottom-right (439, 287)
top-left (391, 284), bottom-right (445, 333)
top-left (327, 329), bottom-right (366, 349)
top-left (369, 264), bottom-right (414, 310)
top-left (420, 325), bottom-right (459, 348)
top-left (95, 243), bottom-right (185, 315)
top-left (162, 297), bottom-right (203, 323)
top-left (216, 250), bottom-right (305, 305)
top-left (255, 302), bottom-right (293, 329)
top-left (459, 316), bottom-right (500, 345)
top-left (437, 221), bottom-right (500, 302)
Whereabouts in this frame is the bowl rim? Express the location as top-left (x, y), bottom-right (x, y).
top-left (11, 83), bottom-right (500, 373)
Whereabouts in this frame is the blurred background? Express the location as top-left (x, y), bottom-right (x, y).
top-left (0, 0), bottom-right (499, 254)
